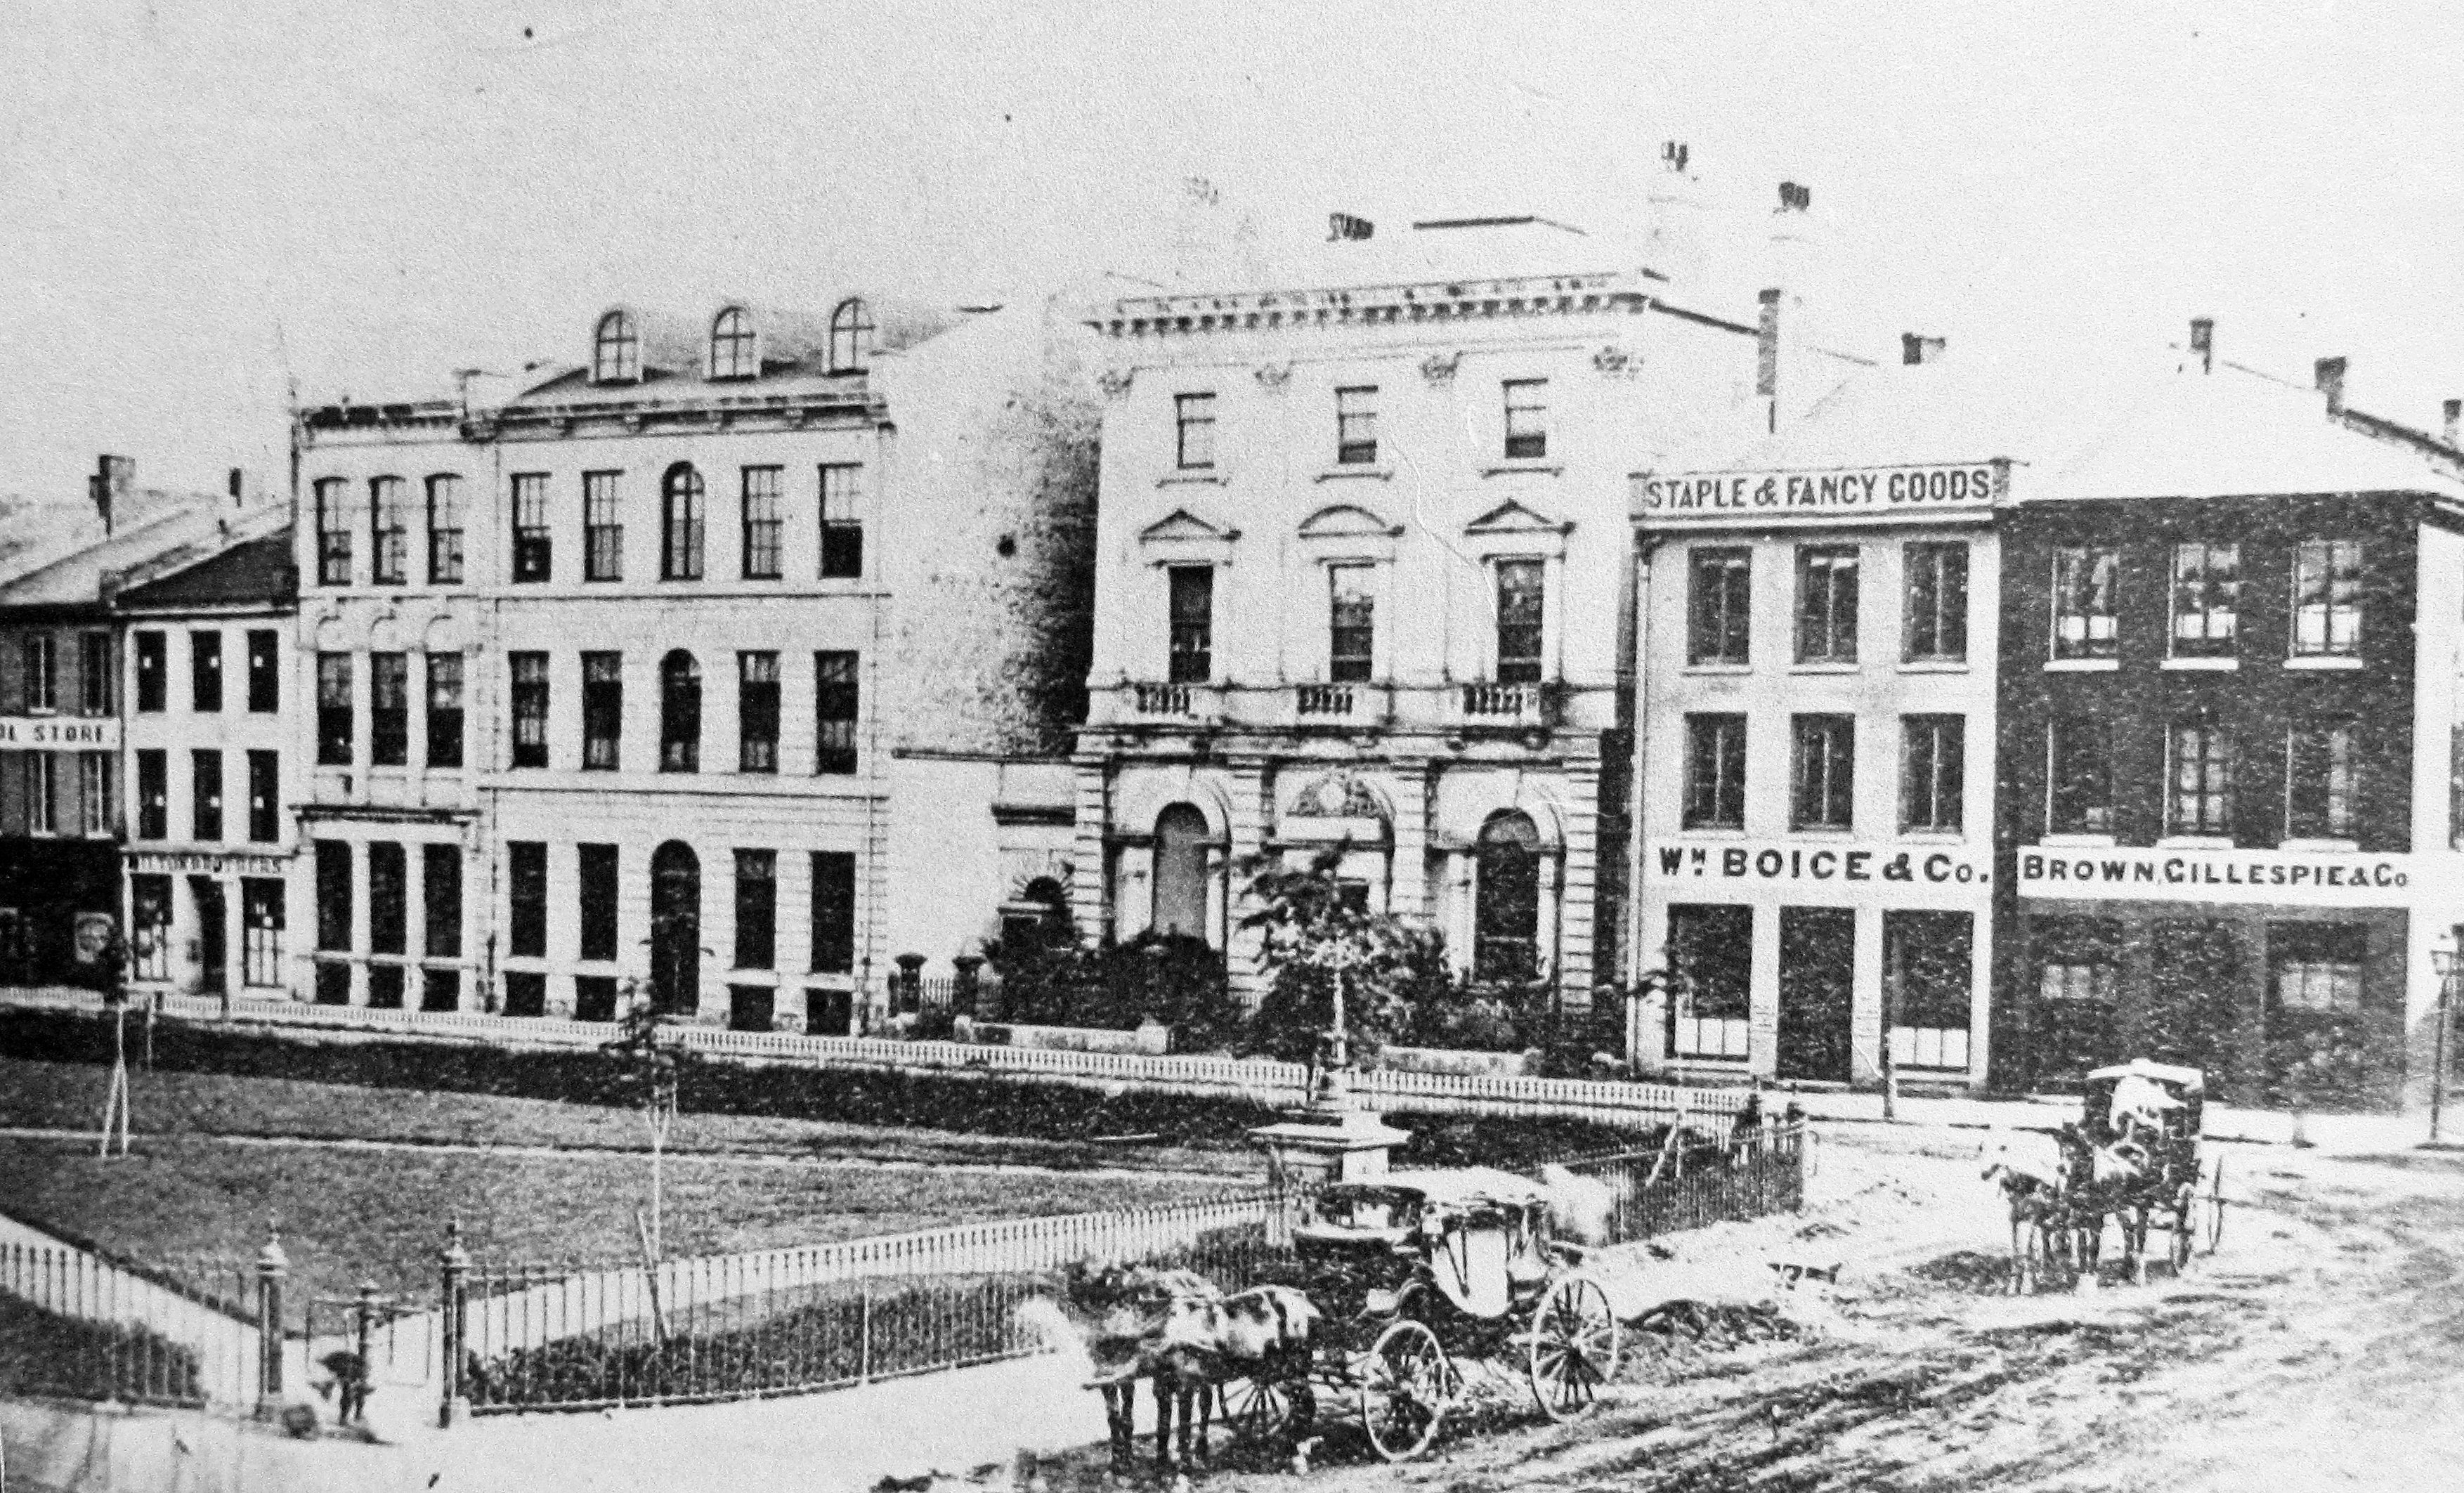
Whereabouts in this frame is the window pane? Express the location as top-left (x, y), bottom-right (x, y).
top-left (1902, 715), bottom-right (1964, 832)
top-left (1796, 547), bottom-right (1859, 663)
top-left (508, 841), bottom-right (547, 957)
top-left (2287, 717), bottom-right (2359, 840)
top-left (1903, 542), bottom-right (1967, 661)
top-left (510, 652), bottom-right (549, 769)
top-left (1175, 393), bottom-right (1217, 469)
top-left (814, 651), bottom-right (859, 775)
top-left (426, 653), bottom-right (464, 768)
top-left (582, 652), bottom-right (622, 771)
top-left (190, 631), bottom-right (222, 712)
top-left (583, 471), bottom-right (623, 582)
top-left (1503, 379), bottom-right (1547, 459)
top-left (2170, 542), bottom-right (2241, 657)
top-left (1792, 715), bottom-right (1856, 830)
top-left (367, 842), bottom-right (406, 955)
top-left (1329, 565), bottom-right (1375, 682)
top-left (2293, 538), bottom-right (2362, 657)
top-left (578, 844), bottom-right (618, 962)
top-left (2048, 717), bottom-right (2114, 834)
top-left (427, 474), bottom-right (465, 584)
top-left (424, 845), bottom-right (462, 959)
top-left (1683, 715), bottom-right (1747, 828)
top-left (370, 653), bottom-right (408, 767)
top-left (739, 652), bottom-right (781, 772)
top-left (2170, 719), bottom-right (2235, 835)
top-left (370, 478), bottom-right (408, 585)
top-left (1688, 549), bottom-right (1751, 665)
top-left (317, 653), bottom-right (353, 766)
top-left (819, 464), bottom-right (864, 579)
top-left (734, 849), bottom-right (776, 970)
top-left (1336, 386), bottom-right (1377, 464)
top-left (663, 466), bottom-right (705, 580)
top-left (1167, 567), bottom-right (1213, 684)
top-left (741, 467), bottom-right (783, 579)
top-left (811, 851), bottom-right (856, 972)
top-left (511, 474), bottom-right (552, 582)
top-left (1495, 560), bottom-right (1544, 684)
top-left (2052, 547), bottom-right (2119, 659)
top-left (660, 651), bottom-right (701, 771)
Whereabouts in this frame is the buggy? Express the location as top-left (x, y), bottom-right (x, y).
top-left (2080, 1059), bottom-right (2227, 1270)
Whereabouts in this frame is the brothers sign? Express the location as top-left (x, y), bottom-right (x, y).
top-left (1636, 460), bottom-right (2003, 525)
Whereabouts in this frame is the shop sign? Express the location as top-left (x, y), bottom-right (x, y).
top-left (2020, 846), bottom-right (2416, 905)
top-left (1636, 461), bottom-right (2002, 524)
top-left (0, 716), bottom-right (118, 748)
top-left (126, 850), bottom-right (290, 878)
top-left (1648, 840), bottom-right (1990, 887)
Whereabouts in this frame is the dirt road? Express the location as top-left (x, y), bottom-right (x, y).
top-left (1041, 1125), bottom-right (2464, 1493)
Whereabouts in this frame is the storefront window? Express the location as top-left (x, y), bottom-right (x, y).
top-left (1666, 904), bottom-right (1750, 1060)
top-left (2052, 547), bottom-right (2119, 660)
top-left (1884, 911), bottom-right (1971, 1071)
top-left (130, 875), bottom-right (171, 982)
top-left (242, 878), bottom-right (284, 989)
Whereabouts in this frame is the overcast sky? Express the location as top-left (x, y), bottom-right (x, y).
top-left (5, 0), bottom-right (2460, 504)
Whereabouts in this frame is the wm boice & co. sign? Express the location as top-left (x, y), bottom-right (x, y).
top-left (1634, 461), bottom-right (2004, 524)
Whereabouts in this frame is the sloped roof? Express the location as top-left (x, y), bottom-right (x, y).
top-left (509, 296), bottom-right (963, 410)
top-left (113, 526), bottom-right (296, 611)
top-left (0, 502), bottom-right (238, 611)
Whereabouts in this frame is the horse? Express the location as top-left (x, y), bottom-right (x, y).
top-left (1062, 1264), bottom-right (1223, 1475)
top-left (1979, 1130), bottom-right (2071, 1295)
top-left (2054, 1123), bottom-right (2157, 1287)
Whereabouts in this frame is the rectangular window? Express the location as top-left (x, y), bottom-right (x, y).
top-left (367, 965), bottom-right (405, 1010)
top-left (189, 631), bottom-right (222, 712)
top-left (422, 968), bottom-right (459, 1012)
top-left (501, 971), bottom-right (545, 1018)
top-left (131, 875), bottom-right (172, 982)
top-left (1902, 542), bottom-right (1968, 663)
top-left (573, 974), bottom-right (618, 1022)
top-left (578, 844), bottom-right (618, 962)
top-left (663, 470), bottom-right (705, 580)
top-left (314, 840), bottom-right (351, 953)
top-left (185, 746), bottom-right (217, 840)
top-left (581, 652), bottom-right (622, 771)
top-left (661, 655), bottom-right (700, 772)
top-left (2287, 717), bottom-right (2359, 840)
top-left (79, 632), bottom-right (110, 715)
top-left (136, 749), bottom-right (167, 840)
top-left (1683, 714), bottom-right (1747, 830)
top-left (583, 471), bottom-right (623, 582)
top-left (1328, 565), bottom-right (1375, 682)
top-left (317, 653), bottom-right (353, 765)
top-left (2048, 717), bottom-right (2114, 835)
top-left (1795, 546), bottom-right (1860, 664)
top-left (810, 850), bottom-right (856, 974)
top-left (426, 474), bottom-right (465, 584)
top-left (367, 841), bottom-right (405, 955)
top-left (1901, 715), bottom-right (1964, 833)
top-left (242, 878), bottom-right (285, 988)
top-left (1494, 560), bottom-right (1546, 684)
top-left (2170, 541), bottom-right (2241, 658)
top-left (135, 631), bottom-right (164, 712)
top-left (22, 635), bottom-right (55, 711)
top-left (1687, 548), bottom-right (1752, 665)
top-left (2270, 922), bottom-right (2366, 1016)
top-left (1503, 379), bottom-right (1548, 459)
top-left (247, 750), bottom-right (279, 842)
top-left (739, 652), bottom-right (781, 772)
top-left (1167, 567), bottom-right (1213, 684)
top-left (1336, 385), bottom-right (1378, 464)
top-left (426, 653), bottom-right (464, 769)
top-left (2052, 546), bottom-right (2120, 659)
top-left (819, 464), bottom-right (863, 579)
top-left (508, 841), bottom-right (547, 958)
top-left (314, 478), bottom-right (352, 585)
top-left (734, 849), bottom-right (777, 970)
top-left (25, 754), bottom-right (53, 835)
top-left (370, 477), bottom-right (409, 585)
top-left (2037, 919), bottom-right (2120, 1010)
top-left (511, 473), bottom-right (552, 582)
top-left (2169, 718), bottom-right (2236, 836)
top-left (1666, 904), bottom-right (1751, 1060)
top-left (1884, 910), bottom-right (1974, 1071)
top-left (246, 631), bottom-right (278, 712)
top-left (1175, 393), bottom-right (1218, 469)
top-left (424, 845), bottom-right (461, 958)
top-left (1792, 715), bottom-right (1856, 830)
top-left (370, 653), bottom-right (409, 767)
top-left (814, 651), bottom-right (859, 775)
top-left (79, 752), bottom-right (111, 837)
top-left (509, 653), bottom-right (549, 769)
top-left (741, 467), bottom-right (783, 579)
top-left (2292, 538), bottom-right (2362, 658)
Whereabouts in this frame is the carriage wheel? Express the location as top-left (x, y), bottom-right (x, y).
top-left (2203, 1156), bottom-right (2227, 1255)
top-left (1220, 1372), bottom-right (1315, 1448)
top-left (1360, 1319), bottom-right (1451, 1463)
top-left (1529, 1275), bottom-right (1621, 1421)
top-left (2168, 1186), bottom-right (2196, 1272)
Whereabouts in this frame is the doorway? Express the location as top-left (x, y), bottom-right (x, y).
top-left (650, 841), bottom-right (701, 1016)
top-left (1778, 906), bottom-right (1855, 1084)
top-left (190, 878), bottom-right (227, 996)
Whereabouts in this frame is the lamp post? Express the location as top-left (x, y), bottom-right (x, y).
top-left (2431, 934), bottom-right (2459, 1147)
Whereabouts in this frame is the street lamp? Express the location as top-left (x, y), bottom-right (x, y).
top-left (2431, 932), bottom-right (2460, 1147)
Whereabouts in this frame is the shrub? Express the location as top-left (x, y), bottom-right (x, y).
top-left (989, 932), bottom-right (1238, 1045)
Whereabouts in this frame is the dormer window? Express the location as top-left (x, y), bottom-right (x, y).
top-left (710, 307), bottom-right (757, 379)
top-left (828, 299), bottom-right (875, 373)
top-left (592, 311), bottom-right (639, 383)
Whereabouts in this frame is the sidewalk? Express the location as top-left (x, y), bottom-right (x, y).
top-left (1781, 1084), bottom-right (2438, 1156)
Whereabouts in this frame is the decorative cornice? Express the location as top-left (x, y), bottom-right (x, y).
top-left (1086, 270), bottom-right (1654, 340)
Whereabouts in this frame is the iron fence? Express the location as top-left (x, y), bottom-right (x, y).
top-left (0, 1243), bottom-right (259, 1409)
top-left (1560, 1122), bottom-right (1808, 1245)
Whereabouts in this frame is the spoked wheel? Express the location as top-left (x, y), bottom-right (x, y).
top-left (2203, 1156), bottom-right (2227, 1255)
top-left (1529, 1274), bottom-right (1621, 1421)
top-left (2168, 1186), bottom-right (2196, 1272)
top-left (1360, 1319), bottom-right (1452, 1463)
top-left (1220, 1371), bottom-right (1316, 1449)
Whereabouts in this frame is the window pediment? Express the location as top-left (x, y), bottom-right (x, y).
top-left (1464, 497), bottom-right (1572, 537)
top-left (1138, 508), bottom-right (1240, 552)
top-left (1297, 503), bottom-right (1403, 542)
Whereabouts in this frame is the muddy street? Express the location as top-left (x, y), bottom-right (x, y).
top-left (1040, 1126), bottom-right (2464, 1493)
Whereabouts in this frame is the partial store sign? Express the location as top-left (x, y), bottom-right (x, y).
top-left (0, 716), bottom-right (119, 748)
top-left (2018, 845), bottom-right (2442, 907)
top-left (1634, 459), bottom-right (2005, 525)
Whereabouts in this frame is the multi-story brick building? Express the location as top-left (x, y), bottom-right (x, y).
top-left (113, 516), bottom-right (299, 999)
top-left (1071, 218), bottom-right (1761, 1010)
top-left (292, 296), bottom-right (1095, 1028)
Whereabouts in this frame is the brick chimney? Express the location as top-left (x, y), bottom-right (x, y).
top-left (2443, 398), bottom-right (2459, 448)
top-left (1901, 334), bottom-right (1945, 366)
top-left (2314, 358), bottom-right (2347, 417)
top-left (1759, 181), bottom-right (1817, 433)
top-left (228, 467), bottom-right (245, 507)
top-left (2189, 318), bottom-right (2213, 374)
top-left (89, 454), bottom-right (133, 535)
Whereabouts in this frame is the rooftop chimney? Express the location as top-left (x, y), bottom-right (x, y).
top-left (1327, 212), bottom-right (1374, 242)
top-left (1660, 140), bottom-right (1689, 175)
top-left (1901, 334), bottom-right (1945, 366)
top-left (2315, 357), bottom-right (2347, 417)
top-left (2189, 318), bottom-right (2214, 374)
top-left (89, 454), bottom-right (132, 535)
top-left (228, 467), bottom-right (245, 506)
top-left (1759, 181), bottom-right (1818, 434)
top-left (2443, 398), bottom-right (2459, 448)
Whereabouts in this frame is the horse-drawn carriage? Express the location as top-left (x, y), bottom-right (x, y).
top-left (1215, 1167), bottom-right (1622, 1462)
top-left (2078, 1059), bottom-right (2227, 1272)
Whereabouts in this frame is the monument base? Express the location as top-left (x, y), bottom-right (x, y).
top-left (1249, 1105), bottom-right (1412, 1189)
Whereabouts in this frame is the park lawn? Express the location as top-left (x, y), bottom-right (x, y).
top-left (0, 1133), bottom-right (1237, 1322)
top-left (0, 1057), bottom-right (1255, 1178)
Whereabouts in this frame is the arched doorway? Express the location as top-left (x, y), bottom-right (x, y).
top-left (650, 840), bottom-right (701, 1015)
top-left (1152, 805), bottom-right (1212, 942)
top-left (1473, 811), bottom-right (1541, 982)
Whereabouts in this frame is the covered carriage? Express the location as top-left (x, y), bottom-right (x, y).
top-left (2080, 1059), bottom-right (2226, 1267)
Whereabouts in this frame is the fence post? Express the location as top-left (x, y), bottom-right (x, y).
top-left (858, 1284), bottom-right (873, 1385)
top-left (951, 955), bottom-right (985, 1019)
top-left (894, 954), bottom-right (926, 1017)
top-left (438, 1220), bottom-right (471, 1428)
top-left (354, 1279), bottom-right (381, 1381)
top-left (254, 1225), bottom-right (287, 1418)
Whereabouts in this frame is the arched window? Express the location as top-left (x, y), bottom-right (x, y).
top-left (710, 306), bottom-right (757, 379)
top-left (1152, 804), bottom-right (1212, 942)
top-left (661, 464), bottom-right (705, 580)
top-left (649, 840), bottom-right (701, 1015)
top-left (828, 298), bottom-right (875, 374)
top-left (592, 311), bottom-right (639, 383)
top-left (1473, 811), bottom-right (1542, 983)
top-left (660, 651), bottom-right (701, 773)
